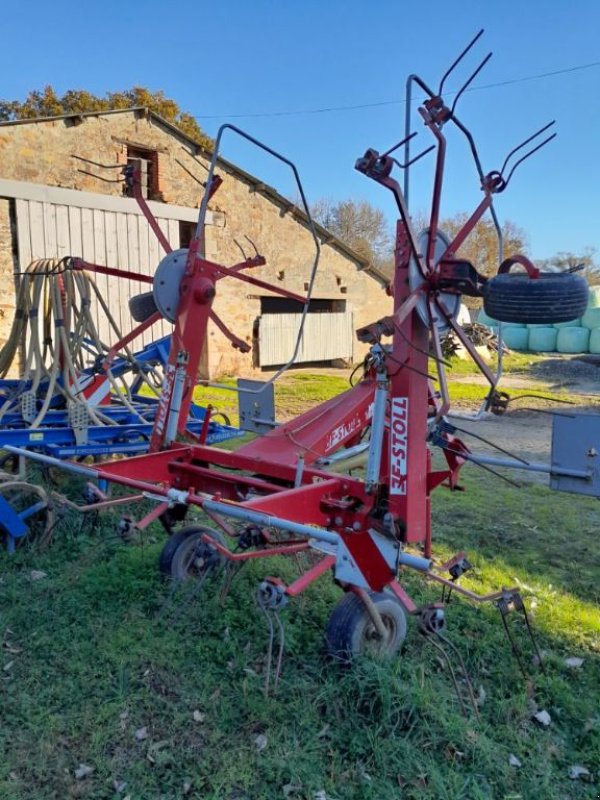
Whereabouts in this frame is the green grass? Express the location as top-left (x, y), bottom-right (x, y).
top-left (1, 467), bottom-right (599, 800)
top-left (193, 372), bottom-right (352, 424)
top-left (1, 364), bottom-right (599, 798)
top-left (192, 361), bottom-right (577, 426)
top-left (441, 352), bottom-right (549, 378)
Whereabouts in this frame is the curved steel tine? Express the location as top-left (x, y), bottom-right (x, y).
top-left (500, 120), bottom-right (556, 176)
top-left (244, 234), bottom-right (260, 258)
top-left (233, 238), bottom-right (248, 260)
top-left (436, 630), bottom-right (481, 719)
top-left (452, 117), bottom-right (487, 182)
top-left (504, 133), bottom-right (557, 188)
top-left (272, 610), bottom-right (285, 690)
top-left (71, 154), bottom-right (124, 169)
top-left (450, 52), bottom-right (493, 115)
top-left (438, 29), bottom-right (485, 97)
top-left (392, 144), bottom-right (436, 169)
top-left (77, 169), bottom-right (124, 183)
top-left (381, 131), bottom-right (418, 159)
top-left (426, 634), bottom-right (467, 716)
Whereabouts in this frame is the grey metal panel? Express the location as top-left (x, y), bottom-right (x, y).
top-left (550, 413), bottom-right (600, 496)
top-left (238, 379), bottom-right (276, 433)
top-left (258, 312), bottom-right (353, 366)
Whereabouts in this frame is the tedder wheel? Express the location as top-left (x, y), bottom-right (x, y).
top-left (483, 271), bottom-right (588, 324)
top-left (129, 291), bottom-right (158, 323)
top-left (0, 481), bottom-right (55, 551)
top-left (158, 525), bottom-right (226, 582)
top-left (325, 591), bottom-right (408, 663)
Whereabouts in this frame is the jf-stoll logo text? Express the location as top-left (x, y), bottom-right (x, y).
top-left (390, 397), bottom-right (408, 495)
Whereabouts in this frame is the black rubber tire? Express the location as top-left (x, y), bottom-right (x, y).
top-left (483, 272), bottom-right (588, 324)
top-left (129, 291), bottom-right (158, 323)
top-left (158, 525), bottom-right (226, 582)
top-left (325, 591), bottom-right (408, 663)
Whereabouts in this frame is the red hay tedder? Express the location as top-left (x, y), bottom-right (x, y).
top-left (6, 31), bottom-right (593, 703)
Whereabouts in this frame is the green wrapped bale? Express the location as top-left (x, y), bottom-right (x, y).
top-left (477, 309), bottom-right (497, 327)
top-left (586, 285), bottom-right (600, 309)
top-left (554, 318), bottom-right (581, 329)
top-left (556, 326), bottom-right (590, 354)
top-left (528, 327), bottom-right (558, 352)
top-left (502, 327), bottom-right (529, 351)
top-left (581, 307), bottom-right (600, 329)
top-left (588, 328), bottom-right (600, 354)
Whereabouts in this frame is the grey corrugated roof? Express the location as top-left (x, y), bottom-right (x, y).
top-left (0, 106), bottom-right (389, 284)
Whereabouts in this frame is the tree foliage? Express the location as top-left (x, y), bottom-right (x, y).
top-left (430, 213), bottom-right (528, 278)
top-left (311, 198), bottom-right (394, 273)
top-left (0, 85), bottom-right (213, 149)
top-left (537, 247), bottom-right (600, 285)
top-left (312, 199), bottom-right (528, 287)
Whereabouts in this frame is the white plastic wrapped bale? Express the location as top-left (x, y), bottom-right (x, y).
top-left (528, 327), bottom-right (558, 352)
top-left (457, 304), bottom-right (471, 325)
top-left (556, 326), bottom-right (590, 353)
top-left (502, 327), bottom-right (529, 350)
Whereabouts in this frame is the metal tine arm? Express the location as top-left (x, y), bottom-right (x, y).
top-left (451, 116), bottom-right (487, 183)
top-left (71, 154), bottom-right (124, 170)
top-left (391, 144), bottom-right (436, 170)
top-left (445, 421), bottom-right (530, 465)
top-left (76, 169), bottom-right (124, 183)
top-left (500, 120), bottom-right (556, 177)
top-left (503, 132), bottom-right (557, 189)
top-left (450, 52), bottom-right (493, 115)
top-left (200, 123), bottom-right (319, 396)
top-left (438, 29), bottom-right (485, 96)
top-left (381, 131), bottom-right (418, 159)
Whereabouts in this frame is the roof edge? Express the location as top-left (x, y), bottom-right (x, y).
top-left (0, 106), bottom-right (387, 280)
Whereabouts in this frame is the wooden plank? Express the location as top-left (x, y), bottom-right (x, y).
top-left (14, 199), bottom-right (32, 269)
top-left (127, 215), bottom-right (139, 277)
top-left (42, 202), bottom-right (57, 257)
top-left (258, 312), bottom-right (353, 366)
top-left (167, 218), bottom-right (179, 249)
top-left (55, 205), bottom-right (71, 258)
top-left (28, 201), bottom-right (46, 261)
top-left (80, 207), bottom-right (95, 262)
top-left (137, 215), bottom-right (150, 275)
top-left (115, 212), bottom-right (129, 269)
top-left (92, 209), bottom-right (106, 266)
top-left (102, 210), bottom-right (125, 339)
top-left (104, 211), bottom-right (118, 266)
top-left (67, 206), bottom-right (83, 258)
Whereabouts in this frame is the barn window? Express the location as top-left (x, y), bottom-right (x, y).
top-left (124, 145), bottom-right (160, 199)
top-left (179, 220), bottom-right (196, 248)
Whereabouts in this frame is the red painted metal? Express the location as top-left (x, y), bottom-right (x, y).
top-left (54, 47), bottom-right (547, 625)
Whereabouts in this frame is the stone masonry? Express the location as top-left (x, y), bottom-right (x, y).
top-left (0, 109), bottom-right (390, 376)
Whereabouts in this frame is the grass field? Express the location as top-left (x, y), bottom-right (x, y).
top-left (1, 358), bottom-right (599, 799)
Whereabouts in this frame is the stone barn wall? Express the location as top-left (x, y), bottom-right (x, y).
top-left (0, 110), bottom-right (390, 376)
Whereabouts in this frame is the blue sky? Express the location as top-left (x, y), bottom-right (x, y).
top-left (2, 0), bottom-right (599, 261)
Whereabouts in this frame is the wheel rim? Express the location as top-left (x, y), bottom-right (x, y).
top-left (178, 535), bottom-right (221, 579)
top-left (361, 613), bottom-right (399, 657)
